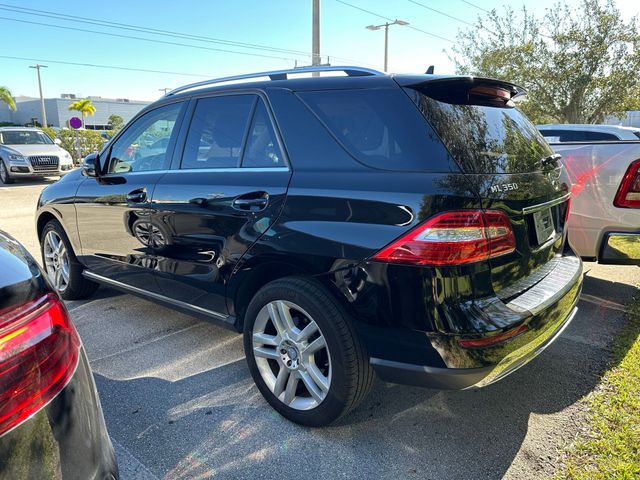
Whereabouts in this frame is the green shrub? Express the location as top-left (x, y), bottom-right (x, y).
top-left (42, 128), bottom-right (105, 164)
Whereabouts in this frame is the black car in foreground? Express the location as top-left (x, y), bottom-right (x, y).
top-left (36, 66), bottom-right (582, 426)
top-left (0, 231), bottom-right (118, 478)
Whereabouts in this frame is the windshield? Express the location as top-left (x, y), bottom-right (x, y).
top-left (0, 130), bottom-right (54, 145)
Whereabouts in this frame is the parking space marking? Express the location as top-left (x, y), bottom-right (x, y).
top-left (579, 293), bottom-right (628, 313)
top-left (89, 322), bottom-right (202, 364)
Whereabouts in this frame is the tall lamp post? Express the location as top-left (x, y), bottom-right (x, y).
top-left (29, 64), bottom-right (48, 127)
top-left (365, 20), bottom-right (408, 72)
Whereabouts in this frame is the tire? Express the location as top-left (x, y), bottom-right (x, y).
top-left (0, 160), bottom-right (14, 184)
top-left (243, 277), bottom-right (374, 427)
top-left (40, 219), bottom-right (99, 300)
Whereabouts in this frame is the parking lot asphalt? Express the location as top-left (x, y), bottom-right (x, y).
top-left (2, 178), bottom-right (639, 480)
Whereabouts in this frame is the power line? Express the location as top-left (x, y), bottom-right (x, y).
top-left (334, 0), bottom-right (454, 43)
top-left (460, 0), bottom-right (490, 14)
top-left (0, 16), bottom-right (304, 64)
top-left (0, 3), bottom-right (378, 68)
top-left (0, 55), bottom-right (212, 78)
top-left (0, 3), bottom-right (312, 58)
top-left (408, 0), bottom-right (496, 35)
top-left (408, 0), bottom-right (476, 28)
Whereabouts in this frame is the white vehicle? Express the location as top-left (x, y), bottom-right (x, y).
top-left (539, 123), bottom-right (640, 142)
top-left (0, 127), bottom-right (74, 184)
top-left (542, 125), bottom-right (640, 264)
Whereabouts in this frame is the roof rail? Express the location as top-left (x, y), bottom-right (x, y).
top-left (165, 65), bottom-right (384, 96)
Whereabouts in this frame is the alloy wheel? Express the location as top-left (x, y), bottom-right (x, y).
top-left (252, 300), bottom-right (331, 410)
top-left (43, 230), bottom-right (70, 292)
top-left (0, 162), bottom-right (7, 183)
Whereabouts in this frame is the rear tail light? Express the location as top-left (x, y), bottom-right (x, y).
top-left (0, 293), bottom-right (80, 436)
top-left (614, 159), bottom-right (640, 208)
top-left (372, 210), bottom-right (516, 266)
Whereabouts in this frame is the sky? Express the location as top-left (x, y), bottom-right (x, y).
top-left (1, 0), bottom-right (639, 101)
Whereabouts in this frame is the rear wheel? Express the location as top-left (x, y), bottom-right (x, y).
top-left (41, 220), bottom-right (99, 300)
top-left (243, 277), bottom-right (374, 427)
top-left (0, 161), bottom-right (14, 184)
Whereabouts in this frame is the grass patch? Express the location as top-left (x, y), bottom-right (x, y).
top-left (558, 291), bottom-right (640, 479)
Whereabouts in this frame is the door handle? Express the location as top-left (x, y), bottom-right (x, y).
top-left (232, 193), bottom-right (269, 211)
top-left (126, 189), bottom-right (147, 203)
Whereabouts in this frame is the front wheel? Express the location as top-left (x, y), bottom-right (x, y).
top-left (243, 277), bottom-right (374, 427)
top-left (40, 220), bottom-right (99, 300)
top-left (0, 161), bottom-right (14, 184)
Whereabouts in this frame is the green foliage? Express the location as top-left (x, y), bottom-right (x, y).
top-left (557, 292), bottom-right (640, 478)
top-left (451, 0), bottom-right (640, 124)
top-left (42, 127), bottom-right (104, 163)
top-left (67, 98), bottom-right (96, 127)
top-left (0, 86), bottom-right (16, 112)
top-left (108, 114), bottom-right (124, 132)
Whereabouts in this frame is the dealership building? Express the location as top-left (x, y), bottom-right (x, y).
top-left (0, 94), bottom-right (151, 129)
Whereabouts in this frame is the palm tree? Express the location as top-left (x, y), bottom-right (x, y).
top-left (0, 86), bottom-right (16, 112)
top-left (68, 98), bottom-right (96, 127)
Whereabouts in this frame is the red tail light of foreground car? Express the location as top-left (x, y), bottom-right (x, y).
top-left (0, 293), bottom-right (80, 436)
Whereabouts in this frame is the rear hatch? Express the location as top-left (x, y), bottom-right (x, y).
top-left (399, 76), bottom-right (570, 295)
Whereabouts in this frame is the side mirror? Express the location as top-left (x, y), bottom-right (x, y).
top-left (82, 153), bottom-right (100, 177)
top-left (54, 138), bottom-right (62, 146)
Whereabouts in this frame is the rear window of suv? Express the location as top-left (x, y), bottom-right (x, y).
top-left (405, 86), bottom-right (555, 174)
top-left (298, 88), bottom-right (455, 172)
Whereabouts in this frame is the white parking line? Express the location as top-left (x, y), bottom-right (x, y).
top-left (579, 293), bottom-right (628, 313)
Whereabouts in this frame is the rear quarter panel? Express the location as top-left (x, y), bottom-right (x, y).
top-left (551, 141), bottom-right (640, 258)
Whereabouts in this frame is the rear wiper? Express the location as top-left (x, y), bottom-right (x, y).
top-left (539, 153), bottom-right (561, 169)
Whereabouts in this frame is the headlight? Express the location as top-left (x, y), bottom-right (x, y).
top-left (8, 154), bottom-right (27, 163)
top-left (63, 151), bottom-right (72, 160)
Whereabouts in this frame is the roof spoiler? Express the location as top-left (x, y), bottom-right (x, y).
top-left (395, 75), bottom-right (527, 103)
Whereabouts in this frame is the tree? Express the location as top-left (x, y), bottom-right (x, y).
top-left (0, 86), bottom-right (16, 112)
top-left (108, 114), bottom-right (124, 132)
top-left (451, 0), bottom-right (640, 124)
top-left (68, 98), bottom-right (96, 127)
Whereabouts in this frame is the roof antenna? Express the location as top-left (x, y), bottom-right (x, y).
top-left (426, 65), bottom-right (434, 74)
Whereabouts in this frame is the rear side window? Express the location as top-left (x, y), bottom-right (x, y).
top-left (242, 100), bottom-right (284, 168)
top-left (298, 89), bottom-right (454, 172)
top-left (406, 87), bottom-right (554, 174)
top-left (182, 95), bottom-right (255, 169)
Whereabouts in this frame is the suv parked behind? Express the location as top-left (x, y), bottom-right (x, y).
top-left (36, 66), bottom-right (582, 426)
top-left (0, 127), bottom-right (74, 184)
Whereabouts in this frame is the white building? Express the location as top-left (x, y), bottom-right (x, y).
top-left (605, 111), bottom-right (640, 128)
top-left (0, 94), bottom-right (151, 129)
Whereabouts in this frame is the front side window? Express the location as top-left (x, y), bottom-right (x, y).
top-left (107, 102), bottom-right (182, 174)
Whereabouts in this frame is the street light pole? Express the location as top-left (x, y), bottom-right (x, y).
top-left (365, 20), bottom-right (409, 72)
top-left (29, 64), bottom-right (48, 127)
top-left (312, 0), bottom-right (321, 76)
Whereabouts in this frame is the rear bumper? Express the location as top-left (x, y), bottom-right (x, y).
top-left (366, 254), bottom-right (583, 389)
top-left (599, 232), bottom-right (640, 265)
top-left (372, 305), bottom-right (578, 389)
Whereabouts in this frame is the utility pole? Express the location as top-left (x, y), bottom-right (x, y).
top-left (366, 20), bottom-right (409, 72)
top-left (312, 0), bottom-right (321, 75)
top-left (29, 64), bottom-right (48, 127)
top-left (159, 87), bottom-right (171, 95)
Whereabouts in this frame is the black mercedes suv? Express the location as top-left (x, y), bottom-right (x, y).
top-left (36, 66), bottom-right (582, 427)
